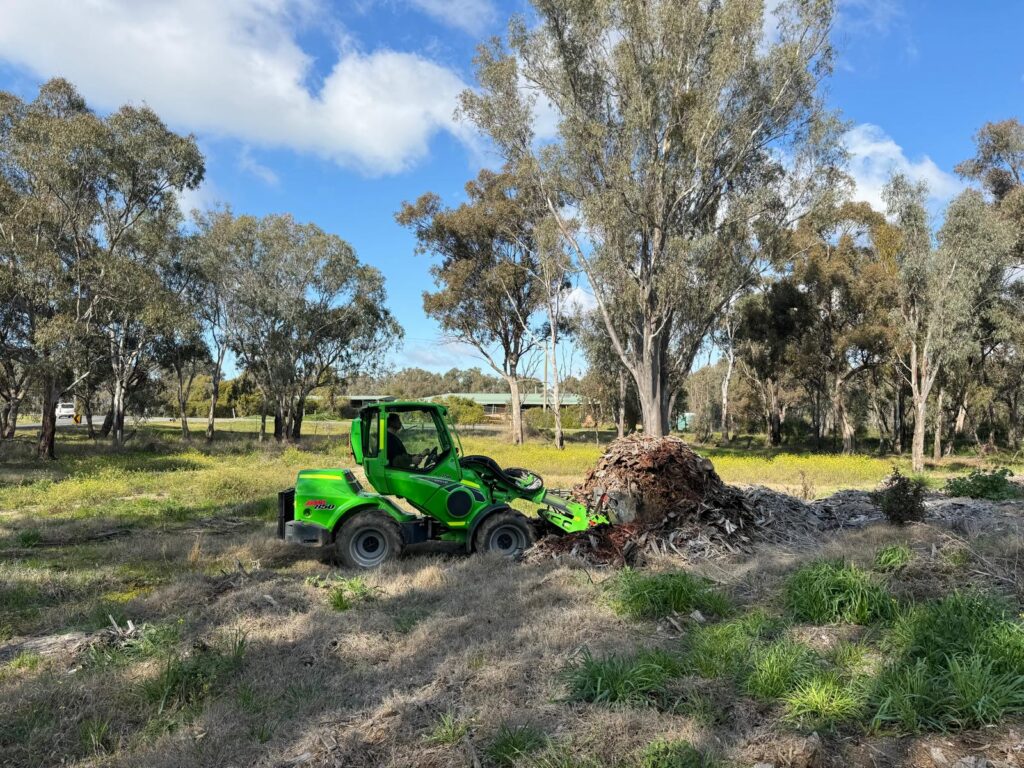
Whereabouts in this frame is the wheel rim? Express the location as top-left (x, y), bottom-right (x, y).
top-left (351, 528), bottom-right (390, 567)
top-left (487, 523), bottom-right (527, 556)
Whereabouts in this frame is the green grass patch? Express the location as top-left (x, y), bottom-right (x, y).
top-left (785, 672), bottom-right (866, 728)
top-left (784, 560), bottom-right (896, 625)
top-left (563, 648), bottom-right (683, 705)
top-left (874, 544), bottom-right (914, 572)
top-left (486, 723), bottom-right (547, 766)
top-left (426, 709), bottom-right (470, 746)
top-left (639, 739), bottom-right (718, 768)
top-left (85, 621), bottom-right (182, 667)
top-left (607, 568), bottom-right (732, 621)
top-left (684, 610), bottom-right (784, 679)
top-left (743, 638), bottom-right (820, 700)
top-left (141, 630), bottom-right (246, 714)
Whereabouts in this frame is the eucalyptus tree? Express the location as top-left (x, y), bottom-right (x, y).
top-left (87, 107), bottom-right (204, 447)
top-left (397, 168), bottom-right (541, 444)
top-left (227, 214), bottom-right (400, 442)
top-left (790, 201), bottom-right (895, 452)
top-left (884, 176), bottom-right (1015, 471)
top-left (189, 208), bottom-right (251, 441)
top-left (0, 80), bottom-right (103, 457)
top-left (459, 0), bottom-right (843, 435)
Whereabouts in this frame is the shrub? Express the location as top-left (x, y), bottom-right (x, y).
top-left (563, 648), bottom-right (682, 704)
top-left (524, 405), bottom-right (584, 431)
top-left (784, 560), bottom-right (896, 625)
top-left (639, 739), bottom-right (718, 768)
top-left (607, 568), bottom-right (732, 621)
top-left (874, 543), bottom-right (914, 572)
top-left (945, 468), bottom-right (1018, 500)
top-left (435, 396), bottom-right (486, 425)
top-left (872, 468), bottom-right (926, 525)
top-left (486, 724), bottom-right (547, 766)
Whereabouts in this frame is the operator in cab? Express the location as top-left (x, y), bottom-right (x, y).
top-left (386, 413), bottom-right (413, 468)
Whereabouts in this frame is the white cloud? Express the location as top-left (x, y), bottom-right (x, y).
top-left (844, 124), bottom-right (962, 211)
top-left (238, 146), bottom-right (280, 185)
top-left (406, 0), bottom-right (496, 36)
top-left (564, 286), bottom-right (598, 315)
top-left (0, 0), bottom-right (469, 175)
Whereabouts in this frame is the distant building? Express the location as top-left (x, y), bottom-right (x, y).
top-left (345, 394), bottom-right (396, 409)
top-left (430, 392), bottom-right (583, 416)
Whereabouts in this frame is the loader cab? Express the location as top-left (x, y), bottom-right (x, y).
top-left (351, 402), bottom-right (463, 496)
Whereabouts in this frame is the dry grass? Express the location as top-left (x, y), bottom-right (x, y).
top-left (2, 428), bottom-right (1024, 767)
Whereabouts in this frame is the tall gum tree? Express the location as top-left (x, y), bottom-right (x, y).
top-left (884, 175), bottom-right (1014, 472)
top-left (460, 0), bottom-right (844, 435)
top-left (397, 169), bottom-right (541, 444)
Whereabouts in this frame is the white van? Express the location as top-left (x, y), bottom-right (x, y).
top-left (56, 401), bottom-right (76, 419)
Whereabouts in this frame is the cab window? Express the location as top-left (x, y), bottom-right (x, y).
top-left (384, 407), bottom-right (448, 471)
top-left (364, 410), bottom-right (380, 458)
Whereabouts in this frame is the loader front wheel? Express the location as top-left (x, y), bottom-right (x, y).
top-left (336, 510), bottom-right (403, 569)
top-left (474, 510), bottom-right (535, 557)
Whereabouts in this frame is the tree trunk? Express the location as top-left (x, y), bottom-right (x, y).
top-left (178, 388), bottom-right (190, 440)
top-left (206, 346), bottom-right (226, 442)
top-left (0, 400), bottom-right (9, 439)
top-left (273, 401), bottom-right (284, 442)
top-left (100, 408), bottom-right (114, 438)
top-left (259, 405), bottom-right (267, 443)
top-left (549, 332), bottom-right (563, 450)
top-left (911, 397), bottom-right (927, 473)
top-left (767, 380), bottom-right (783, 447)
top-left (720, 351), bottom-right (733, 444)
top-left (3, 398), bottom-right (21, 439)
top-left (833, 379), bottom-right (855, 454)
top-left (932, 387), bottom-right (944, 462)
top-left (83, 396), bottom-right (96, 439)
top-left (291, 396), bottom-right (305, 441)
top-left (507, 377), bottom-right (524, 445)
top-left (37, 378), bottom-right (59, 460)
top-left (617, 368), bottom-right (626, 439)
top-left (111, 380), bottom-right (127, 448)
top-left (636, 343), bottom-right (669, 437)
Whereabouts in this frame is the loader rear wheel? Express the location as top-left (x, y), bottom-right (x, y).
top-left (336, 510), bottom-right (403, 569)
top-left (474, 510), bottom-right (535, 557)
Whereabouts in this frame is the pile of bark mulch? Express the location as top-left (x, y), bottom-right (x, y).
top-left (532, 436), bottom-right (770, 565)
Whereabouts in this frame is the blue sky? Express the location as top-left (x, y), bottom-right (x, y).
top-left (0, 0), bottom-right (1021, 377)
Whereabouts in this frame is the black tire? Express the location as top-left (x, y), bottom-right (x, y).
top-left (336, 510), bottom-right (403, 569)
top-left (473, 509), bottom-right (536, 557)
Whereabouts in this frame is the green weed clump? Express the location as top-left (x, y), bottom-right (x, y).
top-left (607, 568), bottom-right (732, 621)
top-left (684, 610), bottom-right (783, 679)
top-left (785, 672), bottom-right (866, 728)
top-left (945, 468), bottom-right (1018, 500)
top-left (426, 710), bottom-right (470, 746)
top-left (871, 592), bottom-right (1024, 732)
top-left (639, 739), bottom-right (718, 768)
top-left (874, 544), bottom-right (914, 572)
top-left (305, 574), bottom-right (378, 612)
top-left (872, 468), bottom-right (926, 525)
top-left (486, 724), bottom-right (547, 766)
top-left (563, 648), bottom-right (682, 705)
top-left (784, 560), bottom-right (896, 625)
top-left (142, 630), bottom-right (246, 714)
top-left (744, 639), bottom-right (820, 700)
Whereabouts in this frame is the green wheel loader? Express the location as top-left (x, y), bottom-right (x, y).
top-left (277, 400), bottom-right (609, 568)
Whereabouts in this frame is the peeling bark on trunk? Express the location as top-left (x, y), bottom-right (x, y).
top-left (720, 350), bottom-right (733, 444)
top-left (507, 376), bottom-right (524, 445)
top-left (617, 368), bottom-right (626, 439)
top-left (932, 387), bottom-right (944, 462)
